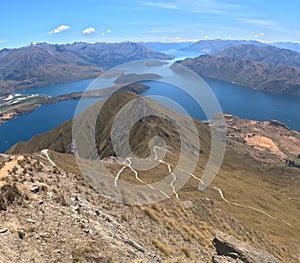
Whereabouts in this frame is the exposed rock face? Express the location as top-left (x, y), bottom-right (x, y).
top-left (0, 154), bottom-right (163, 263)
top-left (221, 114), bottom-right (300, 164)
top-left (212, 231), bottom-right (281, 263)
top-left (268, 120), bottom-right (288, 128)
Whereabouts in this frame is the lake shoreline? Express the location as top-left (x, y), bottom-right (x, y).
top-left (0, 83), bottom-right (150, 125)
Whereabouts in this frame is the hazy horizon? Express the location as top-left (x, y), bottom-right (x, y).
top-left (1, 0), bottom-right (300, 49)
top-left (2, 38), bottom-right (300, 50)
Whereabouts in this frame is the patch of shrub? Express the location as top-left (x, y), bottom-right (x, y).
top-left (72, 241), bottom-right (114, 263)
top-left (152, 238), bottom-right (173, 256)
top-left (182, 247), bottom-right (192, 258)
top-left (0, 184), bottom-right (22, 210)
top-left (142, 208), bottom-right (159, 222)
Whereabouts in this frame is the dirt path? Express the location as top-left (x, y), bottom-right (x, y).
top-left (113, 146), bottom-right (209, 200)
top-left (213, 187), bottom-right (295, 227)
top-left (114, 156), bottom-right (171, 199)
top-left (41, 149), bottom-right (57, 167)
top-left (170, 173), bottom-right (179, 200)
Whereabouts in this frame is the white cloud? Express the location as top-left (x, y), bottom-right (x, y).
top-left (238, 18), bottom-right (276, 27)
top-left (83, 27), bottom-right (96, 35)
top-left (102, 29), bottom-right (112, 36)
top-left (48, 25), bottom-right (70, 34)
top-left (141, 0), bottom-right (240, 15)
top-left (252, 32), bottom-right (265, 38)
top-left (236, 17), bottom-right (290, 33)
top-left (142, 1), bottom-right (178, 9)
top-left (203, 35), bottom-right (210, 39)
top-left (144, 35), bottom-right (197, 42)
top-left (0, 40), bottom-right (6, 44)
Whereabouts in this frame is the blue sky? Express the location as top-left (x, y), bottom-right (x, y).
top-left (1, 0), bottom-right (300, 48)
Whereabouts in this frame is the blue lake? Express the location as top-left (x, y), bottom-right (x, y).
top-left (1, 51), bottom-right (299, 153)
top-left (142, 79), bottom-right (300, 130)
top-left (162, 49), bottom-right (202, 63)
top-left (0, 98), bottom-right (102, 152)
top-left (18, 77), bottom-right (116, 97)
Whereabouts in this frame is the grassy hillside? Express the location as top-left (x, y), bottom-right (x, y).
top-left (6, 92), bottom-right (300, 262)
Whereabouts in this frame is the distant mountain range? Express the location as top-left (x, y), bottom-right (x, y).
top-left (215, 44), bottom-right (300, 69)
top-left (2, 39), bottom-right (300, 97)
top-left (62, 42), bottom-right (173, 68)
top-left (177, 44), bottom-right (300, 95)
top-left (272, 42), bottom-right (300, 52)
top-left (0, 42), bottom-right (173, 96)
top-left (141, 41), bottom-right (193, 51)
top-left (181, 39), bottom-right (267, 54)
top-left (180, 39), bottom-right (300, 54)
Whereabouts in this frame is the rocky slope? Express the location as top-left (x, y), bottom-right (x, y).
top-left (177, 55), bottom-right (300, 95)
top-left (216, 44), bottom-right (300, 68)
top-left (212, 231), bottom-right (280, 263)
top-left (0, 149), bottom-right (289, 262)
top-left (0, 154), bottom-right (162, 262)
top-left (5, 92), bottom-right (300, 262)
top-left (0, 42), bottom-right (173, 96)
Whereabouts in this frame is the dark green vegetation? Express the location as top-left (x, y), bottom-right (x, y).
top-left (6, 92), bottom-right (300, 262)
top-left (0, 42), bottom-right (173, 96)
top-left (0, 184), bottom-right (22, 211)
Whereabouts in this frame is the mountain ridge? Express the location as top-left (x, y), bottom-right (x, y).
top-left (177, 54), bottom-right (300, 95)
top-left (0, 42), bottom-right (173, 96)
top-left (180, 39), bottom-right (267, 53)
top-left (215, 44), bottom-right (300, 69)
top-left (3, 91), bottom-right (299, 262)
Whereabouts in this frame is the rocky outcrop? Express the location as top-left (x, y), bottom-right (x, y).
top-left (212, 231), bottom-right (281, 263)
top-left (268, 120), bottom-right (288, 128)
